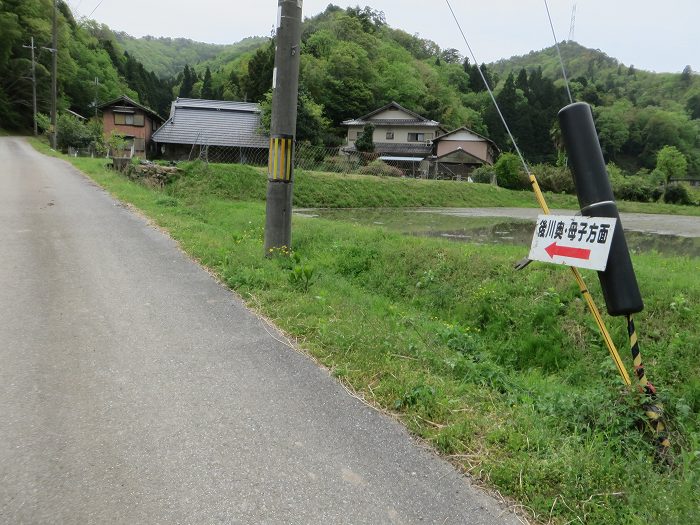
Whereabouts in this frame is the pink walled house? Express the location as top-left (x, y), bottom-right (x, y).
top-left (99, 95), bottom-right (163, 158)
top-left (431, 127), bottom-right (499, 179)
top-left (433, 127), bottom-right (498, 165)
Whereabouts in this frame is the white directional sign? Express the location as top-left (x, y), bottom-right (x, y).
top-left (529, 215), bottom-right (617, 271)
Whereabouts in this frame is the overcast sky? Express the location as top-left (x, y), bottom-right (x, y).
top-left (69, 0), bottom-right (698, 74)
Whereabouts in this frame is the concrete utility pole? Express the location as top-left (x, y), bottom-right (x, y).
top-left (51, 0), bottom-right (58, 149)
top-left (22, 37), bottom-right (38, 136)
top-left (264, 0), bottom-right (303, 255)
top-left (94, 77), bottom-right (100, 117)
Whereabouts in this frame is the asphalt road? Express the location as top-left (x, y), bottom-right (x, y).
top-left (0, 136), bottom-right (520, 524)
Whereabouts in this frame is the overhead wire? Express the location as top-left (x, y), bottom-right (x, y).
top-left (87, 0), bottom-right (106, 19)
top-left (543, 0), bottom-right (574, 104)
top-left (443, 0), bottom-right (632, 387)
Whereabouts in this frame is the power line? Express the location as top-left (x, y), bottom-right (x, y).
top-left (543, 0), bottom-right (573, 104)
top-left (443, 0), bottom-right (532, 177)
top-left (87, 0), bottom-right (106, 19)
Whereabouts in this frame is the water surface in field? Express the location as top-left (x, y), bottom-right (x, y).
top-left (296, 208), bottom-right (700, 258)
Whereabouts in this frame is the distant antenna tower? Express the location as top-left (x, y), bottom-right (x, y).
top-left (568, 2), bottom-right (577, 41)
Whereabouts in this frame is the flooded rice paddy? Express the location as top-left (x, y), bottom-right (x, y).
top-left (296, 208), bottom-right (700, 258)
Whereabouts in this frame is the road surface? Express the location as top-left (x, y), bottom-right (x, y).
top-left (0, 136), bottom-right (519, 524)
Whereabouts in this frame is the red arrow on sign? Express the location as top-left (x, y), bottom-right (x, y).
top-left (545, 242), bottom-right (591, 261)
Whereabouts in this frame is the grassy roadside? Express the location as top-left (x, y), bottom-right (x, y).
top-left (30, 140), bottom-right (699, 524)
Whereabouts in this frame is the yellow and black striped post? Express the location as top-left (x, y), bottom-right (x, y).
top-left (627, 315), bottom-right (671, 452)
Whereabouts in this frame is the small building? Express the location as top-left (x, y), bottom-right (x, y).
top-left (342, 101), bottom-right (442, 159)
top-left (431, 127), bottom-right (498, 179)
top-left (99, 95), bottom-right (164, 158)
top-left (151, 98), bottom-right (269, 162)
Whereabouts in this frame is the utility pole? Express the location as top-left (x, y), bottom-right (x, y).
top-left (22, 37), bottom-right (38, 136)
top-left (93, 77), bottom-right (100, 117)
top-left (264, 0), bottom-right (303, 255)
top-left (51, 0), bottom-right (58, 149)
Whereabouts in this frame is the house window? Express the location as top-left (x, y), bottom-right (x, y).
top-left (354, 131), bottom-right (362, 140)
top-left (114, 111), bottom-right (144, 127)
top-left (407, 132), bottom-right (426, 142)
top-left (386, 131), bottom-right (394, 140)
top-left (133, 138), bottom-right (146, 152)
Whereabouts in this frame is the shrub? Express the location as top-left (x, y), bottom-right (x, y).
top-left (494, 152), bottom-right (528, 190)
top-left (56, 113), bottom-right (92, 150)
top-left (321, 155), bottom-right (356, 173)
top-left (531, 163), bottom-right (575, 194)
top-left (358, 159), bottom-right (404, 177)
top-left (610, 175), bottom-right (656, 202)
top-left (663, 184), bottom-right (694, 205)
top-left (471, 165), bottom-right (496, 184)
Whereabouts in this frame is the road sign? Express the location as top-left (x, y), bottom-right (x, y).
top-left (529, 215), bottom-right (617, 271)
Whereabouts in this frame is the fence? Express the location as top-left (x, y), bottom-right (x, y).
top-left (185, 143), bottom-right (479, 181)
top-left (67, 146), bottom-right (101, 158)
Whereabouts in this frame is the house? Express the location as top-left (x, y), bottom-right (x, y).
top-left (99, 95), bottom-right (164, 158)
top-left (151, 98), bottom-right (269, 162)
top-left (342, 101), bottom-right (442, 160)
top-left (430, 127), bottom-right (499, 179)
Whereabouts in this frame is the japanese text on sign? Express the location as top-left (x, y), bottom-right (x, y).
top-left (529, 215), bottom-right (618, 271)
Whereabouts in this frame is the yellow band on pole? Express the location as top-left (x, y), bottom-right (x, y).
top-left (268, 137), bottom-right (294, 182)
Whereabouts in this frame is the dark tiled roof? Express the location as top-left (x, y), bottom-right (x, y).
top-left (98, 95), bottom-right (163, 122)
top-left (345, 142), bottom-right (432, 156)
top-left (343, 118), bottom-right (441, 127)
top-left (152, 98), bottom-right (268, 148)
top-left (341, 101), bottom-right (440, 127)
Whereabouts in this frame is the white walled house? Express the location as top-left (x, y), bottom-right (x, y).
top-left (342, 102), bottom-right (442, 158)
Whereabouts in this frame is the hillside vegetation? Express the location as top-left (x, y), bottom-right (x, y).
top-left (114, 33), bottom-right (266, 79)
top-left (0, 0), bottom-right (176, 127)
top-left (149, 5), bottom-right (700, 175)
top-left (3, 2), bottom-right (699, 177)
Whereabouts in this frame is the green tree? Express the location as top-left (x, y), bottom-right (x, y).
top-left (680, 65), bottom-right (693, 87)
top-left (56, 113), bottom-right (91, 149)
top-left (201, 66), bottom-right (213, 99)
top-left (656, 145), bottom-right (687, 182)
top-left (178, 64), bottom-right (195, 98)
top-left (242, 39), bottom-right (274, 102)
top-left (354, 123), bottom-right (375, 152)
top-left (686, 92), bottom-right (700, 120)
top-left (494, 152), bottom-right (525, 189)
top-left (595, 103), bottom-right (630, 160)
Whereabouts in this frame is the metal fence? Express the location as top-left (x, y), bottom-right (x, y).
top-left (184, 143), bottom-right (478, 181)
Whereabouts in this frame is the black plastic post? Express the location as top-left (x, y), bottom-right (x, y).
top-left (558, 102), bottom-right (644, 316)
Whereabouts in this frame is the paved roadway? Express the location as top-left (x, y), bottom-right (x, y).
top-left (0, 136), bottom-right (520, 524)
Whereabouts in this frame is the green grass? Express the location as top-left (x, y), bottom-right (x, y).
top-left (165, 160), bottom-right (700, 215)
top-left (29, 140), bottom-right (700, 524)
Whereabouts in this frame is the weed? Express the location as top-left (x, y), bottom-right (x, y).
top-left (289, 264), bottom-right (315, 292)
